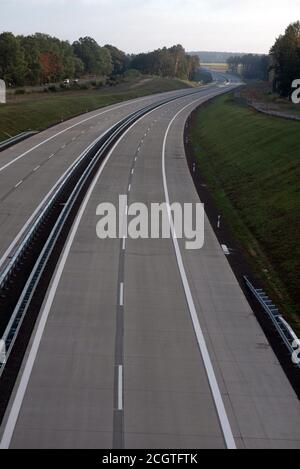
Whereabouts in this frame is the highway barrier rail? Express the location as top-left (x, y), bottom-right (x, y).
top-left (244, 276), bottom-right (300, 368)
top-left (0, 131), bottom-right (39, 152)
top-left (0, 86), bottom-right (218, 386)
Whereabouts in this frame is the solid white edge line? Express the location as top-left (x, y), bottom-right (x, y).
top-left (0, 99), bottom-right (177, 449)
top-left (161, 97), bottom-right (237, 450)
top-left (0, 87), bottom-right (230, 448)
top-left (0, 93), bottom-right (161, 174)
top-left (118, 365), bottom-right (123, 411)
top-left (0, 131), bottom-right (113, 271)
top-left (0, 89), bottom-right (209, 271)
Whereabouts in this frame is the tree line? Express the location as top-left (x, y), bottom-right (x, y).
top-left (270, 21), bottom-right (300, 97)
top-left (0, 32), bottom-right (129, 86)
top-left (227, 54), bottom-right (269, 80)
top-left (227, 21), bottom-right (300, 98)
top-left (130, 45), bottom-right (199, 80)
top-left (0, 32), bottom-right (199, 87)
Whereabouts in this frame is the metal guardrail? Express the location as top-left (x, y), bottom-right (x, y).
top-left (0, 86), bottom-right (217, 373)
top-left (0, 131), bottom-right (39, 152)
top-left (244, 276), bottom-right (300, 367)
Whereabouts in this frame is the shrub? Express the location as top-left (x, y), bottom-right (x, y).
top-left (15, 89), bottom-right (26, 95)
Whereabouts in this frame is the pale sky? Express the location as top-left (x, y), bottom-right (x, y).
top-left (0, 0), bottom-right (299, 54)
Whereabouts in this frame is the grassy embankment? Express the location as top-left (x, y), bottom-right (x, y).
top-left (0, 76), bottom-right (195, 141)
top-left (189, 92), bottom-right (300, 330)
top-left (239, 81), bottom-right (300, 118)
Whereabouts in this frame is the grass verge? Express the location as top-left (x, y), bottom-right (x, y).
top-left (189, 93), bottom-right (300, 330)
top-left (0, 76), bottom-right (194, 141)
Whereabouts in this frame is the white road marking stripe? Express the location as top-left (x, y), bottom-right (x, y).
top-left (0, 90), bottom-right (219, 449)
top-left (0, 94), bottom-right (158, 174)
top-left (33, 165), bottom-right (40, 172)
top-left (48, 154), bottom-right (54, 159)
top-left (0, 121), bottom-right (140, 272)
top-left (161, 100), bottom-right (236, 450)
top-left (131, 169), bottom-right (134, 175)
top-left (0, 105), bottom-right (168, 448)
top-left (118, 365), bottom-right (123, 410)
top-left (119, 282), bottom-right (124, 306)
top-left (122, 237), bottom-right (126, 251)
top-left (128, 184), bottom-right (131, 192)
top-left (14, 181), bottom-right (23, 188)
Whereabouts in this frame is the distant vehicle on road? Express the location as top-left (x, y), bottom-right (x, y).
top-left (63, 79), bottom-right (70, 85)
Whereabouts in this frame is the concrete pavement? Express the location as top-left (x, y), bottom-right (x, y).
top-left (1, 81), bottom-right (299, 449)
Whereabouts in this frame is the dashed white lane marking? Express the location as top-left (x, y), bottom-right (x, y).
top-left (128, 184), bottom-right (131, 192)
top-left (14, 180), bottom-right (23, 188)
top-left (33, 165), bottom-right (40, 172)
top-left (48, 154), bottom-right (54, 159)
top-left (0, 91), bottom-right (222, 449)
top-left (118, 365), bottom-right (123, 411)
top-left (131, 169), bottom-right (134, 175)
top-left (61, 144), bottom-right (66, 149)
top-left (119, 282), bottom-right (124, 307)
top-left (161, 98), bottom-right (237, 450)
top-left (122, 237), bottom-right (126, 251)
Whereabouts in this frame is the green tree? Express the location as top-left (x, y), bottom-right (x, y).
top-left (0, 32), bottom-right (26, 85)
top-left (270, 21), bottom-right (300, 97)
top-left (73, 37), bottom-right (112, 76)
top-left (18, 35), bottom-right (41, 85)
top-left (105, 44), bottom-right (129, 75)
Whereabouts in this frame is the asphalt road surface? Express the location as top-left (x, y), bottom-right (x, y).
top-left (1, 78), bottom-right (300, 449)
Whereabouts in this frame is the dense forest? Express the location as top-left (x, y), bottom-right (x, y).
top-left (227, 54), bottom-right (269, 80)
top-left (0, 33), bottom-right (199, 86)
top-left (189, 51), bottom-right (246, 63)
top-left (270, 21), bottom-right (300, 97)
top-left (130, 45), bottom-right (199, 80)
top-left (226, 21), bottom-right (300, 97)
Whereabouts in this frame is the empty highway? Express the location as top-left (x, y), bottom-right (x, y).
top-left (1, 78), bottom-right (300, 450)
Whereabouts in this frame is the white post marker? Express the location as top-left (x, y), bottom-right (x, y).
top-left (0, 340), bottom-right (6, 364)
top-left (0, 79), bottom-right (6, 104)
top-left (221, 245), bottom-right (230, 256)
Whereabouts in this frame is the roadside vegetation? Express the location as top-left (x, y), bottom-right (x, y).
top-left (0, 76), bottom-right (194, 140)
top-left (237, 81), bottom-right (300, 118)
top-left (189, 93), bottom-right (300, 330)
top-left (0, 33), bottom-right (199, 87)
top-left (226, 21), bottom-right (300, 99)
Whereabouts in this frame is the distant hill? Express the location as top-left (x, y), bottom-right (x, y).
top-left (189, 51), bottom-right (248, 63)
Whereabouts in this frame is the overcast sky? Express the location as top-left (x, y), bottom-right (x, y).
top-left (1, 0), bottom-right (299, 54)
